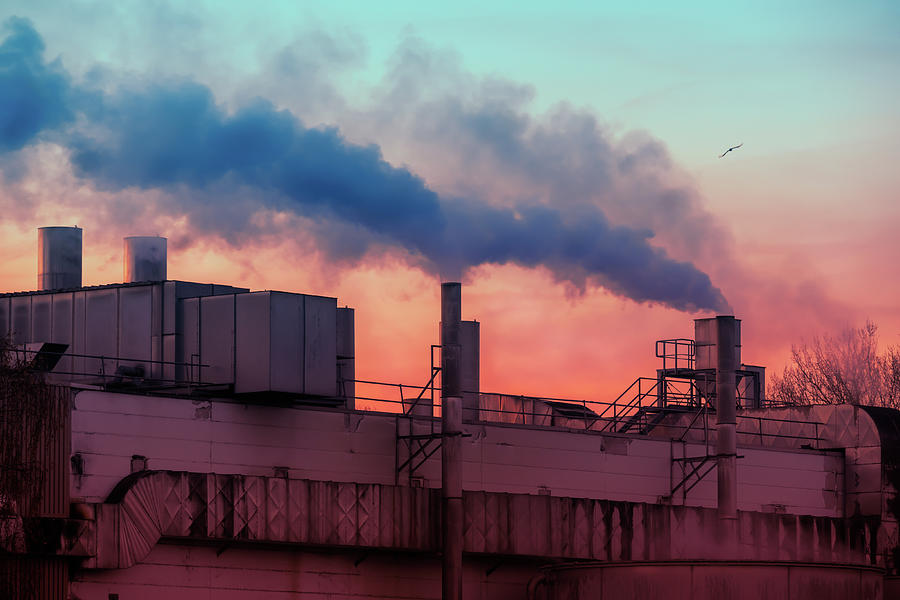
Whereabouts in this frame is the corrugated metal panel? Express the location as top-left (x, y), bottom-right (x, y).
top-left (0, 557), bottom-right (68, 600)
top-left (0, 296), bottom-right (9, 338)
top-left (72, 291), bottom-right (86, 376)
top-left (235, 292), bottom-right (271, 393)
top-left (336, 307), bottom-right (355, 405)
top-left (31, 293), bottom-right (52, 343)
top-left (38, 386), bottom-right (70, 518)
top-left (151, 282), bottom-right (164, 378)
top-left (270, 292), bottom-right (304, 394)
top-left (85, 288), bottom-right (118, 376)
top-left (118, 285), bottom-right (153, 373)
top-left (304, 295), bottom-right (336, 396)
top-left (51, 292), bottom-right (74, 375)
top-left (182, 297), bottom-right (200, 383)
top-left (163, 281), bottom-right (177, 334)
top-left (163, 333), bottom-right (176, 381)
top-left (11, 294), bottom-right (31, 344)
top-left (200, 294), bottom-right (236, 384)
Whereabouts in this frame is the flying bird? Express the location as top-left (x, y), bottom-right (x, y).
top-left (719, 143), bottom-right (743, 158)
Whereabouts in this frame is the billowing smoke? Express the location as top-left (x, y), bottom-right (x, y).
top-left (0, 18), bottom-right (728, 312)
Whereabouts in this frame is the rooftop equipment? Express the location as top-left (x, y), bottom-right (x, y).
top-left (124, 236), bottom-right (167, 282)
top-left (38, 226), bottom-right (82, 291)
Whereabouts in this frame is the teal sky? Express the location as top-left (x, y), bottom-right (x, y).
top-left (9, 0), bottom-right (898, 169)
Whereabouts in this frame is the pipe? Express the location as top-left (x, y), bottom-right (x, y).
top-left (715, 315), bottom-right (738, 525)
top-left (37, 226), bottom-right (82, 290)
top-left (441, 282), bottom-right (463, 600)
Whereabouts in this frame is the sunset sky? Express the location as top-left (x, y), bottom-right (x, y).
top-left (1, 1), bottom-right (898, 404)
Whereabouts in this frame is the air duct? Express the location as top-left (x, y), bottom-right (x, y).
top-left (124, 236), bottom-right (167, 282)
top-left (38, 226), bottom-right (82, 291)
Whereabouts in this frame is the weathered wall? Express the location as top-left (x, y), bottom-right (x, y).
top-left (72, 544), bottom-right (539, 600)
top-left (71, 391), bottom-right (843, 517)
top-left (535, 561), bottom-right (884, 600)
top-left (67, 471), bottom-right (879, 599)
top-left (78, 471), bottom-right (876, 570)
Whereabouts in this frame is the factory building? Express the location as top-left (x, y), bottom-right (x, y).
top-left (1, 227), bottom-right (898, 599)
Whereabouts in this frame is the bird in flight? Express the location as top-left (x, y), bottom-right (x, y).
top-left (719, 143), bottom-right (743, 158)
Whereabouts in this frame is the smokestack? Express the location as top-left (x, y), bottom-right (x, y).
top-left (123, 236), bottom-right (167, 282)
top-left (441, 282), bottom-right (463, 600)
top-left (715, 315), bottom-right (738, 527)
top-left (38, 226), bottom-right (82, 291)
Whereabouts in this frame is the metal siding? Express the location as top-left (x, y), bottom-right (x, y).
top-left (174, 281), bottom-right (214, 299)
top-left (182, 298), bottom-right (200, 383)
top-left (163, 333), bottom-right (176, 381)
top-left (84, 288), bottom-right (118, 376)
top-left (118, 286), bottom-right (153, 373)
top-left (235, 292), bottom-right (271, 393)
top-left (31, 294), bottom-right (52, 345)
top-left (163, 280), bottom-right (177, 334)
top-left (151, 283), bottom-right (163, 378)
top-left (73, 291), bottom-right (86, 376)
top-left (304, 295), bottom-right (337, 396)
top-left (200, 294), bottom-right (236, 384)
top-left (0, 296), bottom-right (8, 339)
top-left (38, 387), bottom-right (70, 518)
top-left (51, 292), bottom-right (74, 375)
top-left (11, 294), bottom-right (31, 344)
top-left (336, 307), bottom-right (355, 406)
top-left (213, 284), bottom-right (250, 295)
top-left (270, 292), bottom-right (303, 394)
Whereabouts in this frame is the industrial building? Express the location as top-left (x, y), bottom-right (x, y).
top-left (1, 226), bottom-right (898, 599)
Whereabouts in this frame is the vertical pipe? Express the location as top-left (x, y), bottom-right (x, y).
top-left (716, 315), bottom-right (738, 525)
top-left (441, 282), bottom-right (463, 600)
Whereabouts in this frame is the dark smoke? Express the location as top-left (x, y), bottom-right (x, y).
top-left (0, 19), bottom-right (728, 312)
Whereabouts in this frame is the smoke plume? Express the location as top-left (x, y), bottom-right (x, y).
top-left (0, 18), bottom-right (728, 312)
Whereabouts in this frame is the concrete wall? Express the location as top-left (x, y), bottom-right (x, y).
top-left (71, 391), bottom-right (843, 517)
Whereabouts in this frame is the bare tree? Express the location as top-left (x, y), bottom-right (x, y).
top-left (769, 321), bottom-right (900, 408)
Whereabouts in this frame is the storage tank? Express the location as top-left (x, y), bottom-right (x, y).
top-left (38, 226), bottom-right (82, 291)
top-left (124, 236), bottom-right (167, 282)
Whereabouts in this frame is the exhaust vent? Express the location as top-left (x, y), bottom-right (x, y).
top-left (124, 236), bottom-right (167, 282)
top-left (38, 226), bottom-right (82, 291)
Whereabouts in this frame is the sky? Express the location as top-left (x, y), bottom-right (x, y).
top-left (1, 1), bottom-right (898, 404)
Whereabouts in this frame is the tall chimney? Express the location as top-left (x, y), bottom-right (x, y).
top-left (38, 226), bottom-right (82, 291)
top-left (715, 315), bottom-right (738, 528)
top-left (124, 236), bottom-right (167, 282)
top-left (441, 282), bottom-right (463, 600)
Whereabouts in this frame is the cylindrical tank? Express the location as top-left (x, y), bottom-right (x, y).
top-left (123, 236), bottom-right (167, 282)
top-left (38, 226), bottom-right (82, 291)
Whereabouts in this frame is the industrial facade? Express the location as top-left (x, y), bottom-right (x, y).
top-left (1, 226), bottom-right (898, 599)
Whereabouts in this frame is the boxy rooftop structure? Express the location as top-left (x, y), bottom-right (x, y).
top-left (2, 227), bottom-right (900, 599)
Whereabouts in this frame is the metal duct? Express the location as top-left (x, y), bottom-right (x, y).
top-left (441, 282), bottom-right (463, 600)
top-left (124, 236), bottom-right (167, 282)
top-left (38, 226), bottom-right (82, 291)
top-left (715, 315), bottom-right (738, 526)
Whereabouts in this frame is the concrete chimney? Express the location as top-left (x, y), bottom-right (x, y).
top-left (124, 236), bottom-right (167, 282)
top-left (38, 226), bottom-right (82, 291)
